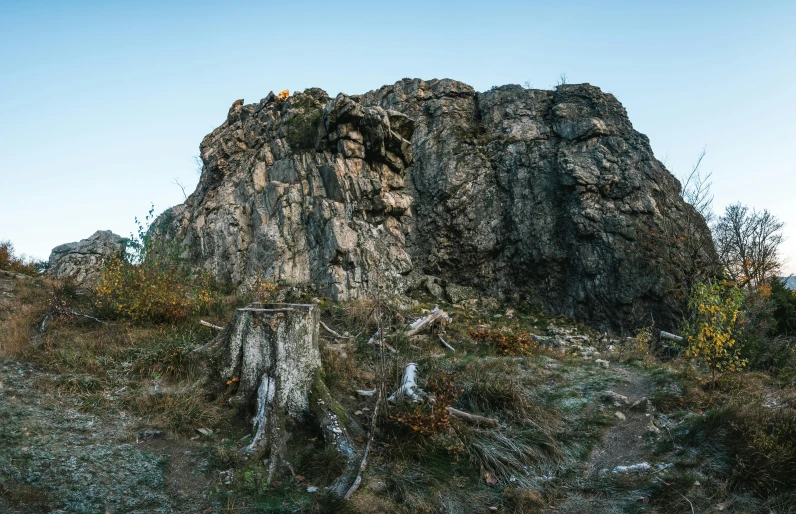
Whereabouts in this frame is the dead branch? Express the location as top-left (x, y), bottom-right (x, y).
top-left (345, 387), bottom-right (382, 500)
top-left (70, 311), bottom-right (105, 324)
top-left (189, 332), bottom-right (225, 355)
top-left (356, 389), bottom-right (377, 397)
top-left (367, 330), bottom-right (397, 353)
top-left (446, 407), bottom-right (499, 427)
top-left (40, 309), bottom-right (104, 332)
top-left (406, 306), bottom-right (451, 337)
top-left (680, 494), bottom-right (695, 514)
top-left (40, 312), bottom-right (50, 332)
top-left (320, 320), bottom-right (353, 339)
top-left (388, 363), bottom-right (425, 402)
top-left (200, 319), bottom-right (224, 331)
top-left (439, 335), bottom-right (455, 351)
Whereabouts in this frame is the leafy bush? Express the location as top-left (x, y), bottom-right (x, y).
top-left (0, 240), bottom-right (42, 276)
top-left (94, 206), bottom-right (211, 322)
top-left (254, 277), bottom-right (281, 303)
top-left (731, 279), bottom-right (796, 372)
top-left (683, 281), bottom-right (746, 386)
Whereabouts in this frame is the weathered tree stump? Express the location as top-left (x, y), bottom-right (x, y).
top-left (215, 303), bottom-right (362, 494)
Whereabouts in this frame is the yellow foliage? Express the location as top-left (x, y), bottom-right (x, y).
top-left (685, 281), bottom-right (746, 387)
top-left (0, 240), bottom-right (39, 276)
top-left (95, 255), bottom-right (211, 323)
top-left (255, 278), bottom-right (280, 303)
top-left (468, 326), bottom-right (538, 356)
top-left (277, 89), bottom-right (289, 101)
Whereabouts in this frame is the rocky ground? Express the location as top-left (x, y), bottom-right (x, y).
top-left (0, 273), bottom-right (793, 513)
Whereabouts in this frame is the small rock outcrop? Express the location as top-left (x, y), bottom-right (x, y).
top-left (48, 230), bottom-right (125, 286)
top-left (154, 79), bottom-right (715, 331)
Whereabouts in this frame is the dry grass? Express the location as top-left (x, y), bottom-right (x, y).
top-left (0, 277), bottom-right (50, 357)
top-left (503, 487), bottom-right (546, 513)
top-left (0, 302), bottom-right (42, 356)
top-left (122, 388), bottom-right (225, 435)
top-left (675, 381), bottom-right (796, 497)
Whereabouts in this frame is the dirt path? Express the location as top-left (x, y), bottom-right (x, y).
top-left (585, 365), bottom-right (656, 476)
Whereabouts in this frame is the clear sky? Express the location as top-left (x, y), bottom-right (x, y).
top-left (1, 1), bottom-right (794, 273)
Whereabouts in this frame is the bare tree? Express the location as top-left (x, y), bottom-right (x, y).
top-left (675, 149), bottom-right (718, 279)
top-left (713, 203), bottom-right (785, 289)
top-left (649, 149), bottom-right (719, 306)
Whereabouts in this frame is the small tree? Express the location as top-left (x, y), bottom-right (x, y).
top-left (684, 281), bottom-right (746, 387)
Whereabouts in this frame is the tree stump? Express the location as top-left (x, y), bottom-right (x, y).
top-left (216, 303), bottom-right (362, 494)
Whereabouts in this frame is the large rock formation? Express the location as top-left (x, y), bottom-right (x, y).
top-left (155, 79), bottom-right (715, 330)
top-left (48, 230), bottom-right (125, 286)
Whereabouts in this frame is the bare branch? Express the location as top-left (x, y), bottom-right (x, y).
top-left (172, 177), bottom-right (188, 200)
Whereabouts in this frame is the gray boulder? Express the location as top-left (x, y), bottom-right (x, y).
top-left (48, 230), bottom-right (126, 286)
top-left (154, 79), bottom-right (714, 331)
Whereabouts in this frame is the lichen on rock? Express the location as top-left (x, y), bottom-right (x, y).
top-left (47, 230), bottom-right (126, 287)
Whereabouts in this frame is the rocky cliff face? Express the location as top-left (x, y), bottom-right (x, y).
top-left (156, 78), bottom-right (714, 330)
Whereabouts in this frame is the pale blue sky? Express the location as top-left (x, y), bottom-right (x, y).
top-left (1, 1), bottom-right (794, 272)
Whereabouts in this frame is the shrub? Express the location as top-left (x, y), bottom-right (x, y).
top-left (468, 326), bottom-right (538, 355)
top-left (285, 95), bottom-right (323, 151)
top-left (94, 205), bottom-right (211, 322)
top-left (0, 240), bottom-right (42, 276)
top-left (683, 281), bottom-right (746, 386)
